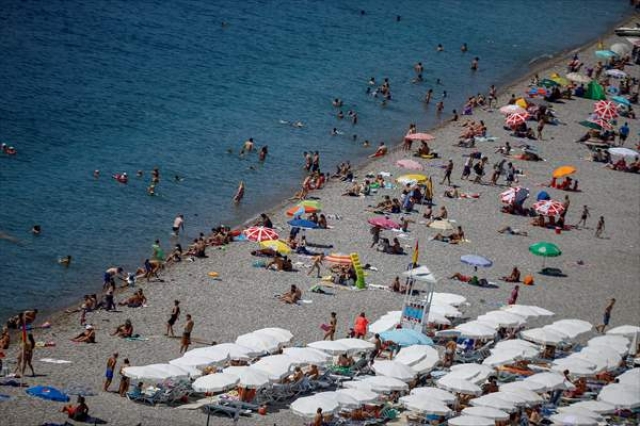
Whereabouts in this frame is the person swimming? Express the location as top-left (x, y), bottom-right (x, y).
top-left (1, 143), bottom-right (17, 155)
top-left (461, 43), bottom-right (468, 52)
top-left (93, 170), bottom-right (100, 179)
top-left (113, 173), bottom-right (128, 184)
top-left (31, 225), bottom-right (41, 235)
top-left (58, 255), bottom-right (72, 266)
top-left (239, 138), bottom-right (254, 155)
top-left (436, 44), bottom-right (444, 52)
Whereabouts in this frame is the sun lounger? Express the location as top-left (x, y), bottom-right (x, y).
top-left (203, 403), bottom-right (251, 418)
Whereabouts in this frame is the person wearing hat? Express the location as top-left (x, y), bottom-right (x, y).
top-left (71, 324), bottom-right (96, 343)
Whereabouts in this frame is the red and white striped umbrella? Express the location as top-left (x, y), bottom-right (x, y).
top-left (593, 100), bottom-right (618, 120)
top-left (533, 200), bottom-right (565, 217)
top-left (588, 117), bottom-right (613, 131)
top-left (505, 112), bottom-right (530, 128)
top-left (499, 105), bottom-right (527, 115)
top-left (243, 226), bottom-right (279, 242)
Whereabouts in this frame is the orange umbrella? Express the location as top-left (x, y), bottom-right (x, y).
top-left (286, 205), bottom-right (318, 216)
top-left (552, 165), bottom-right (577, 178)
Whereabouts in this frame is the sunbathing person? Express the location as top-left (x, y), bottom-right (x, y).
top-left (497, 226), bottom-right (528, 236)
top-left (501, 267), bottom-right (521, 282)
top-left (443, 186), bottom-right (460, 198)
top-left (280, 284), bottom-right (302, 304)
top-left (286, 366), bottom-right (305, 383)
top-left (342, 181), bottom-right (362, 196)
top-left (432, 206), bottom-right (448, 220)
top-left (530, 214), bottom-right (545, 227)
top-left (449, 273), bottom-right (480, 285)
top-left (61, 396), bottom-right (89, 422)
top-left (71, 325), bottom-right (96, 343)
top-left (433, 226), bottom-right (465, 244)
top-left (251, 248), bottom-right (279, 257)
top-left (337, 353), bottom-right (354, 367)
top-left (267, 255), bottom-right (293, 271)
top-left (305, 364), bottom-right (320, 380)
top-left (118, 290), bottom-right (146, 308)
top-left (111, 319), bottom-right (133, 338)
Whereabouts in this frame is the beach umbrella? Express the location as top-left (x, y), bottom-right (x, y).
top-left (410, 387), bottom-right (457, 404)
top-left (536, 191), bottom-right (550, 202)
top-left (253, 327), bottom-right (294, 345)
top-left (170, 355), bottom-right (223, 370)
top-left (566, 72), bottom-right (591, 83)
top-left (532, 200), bottom-right (564, 217)
top-left (520, 327), bottom-right (566, 345)
top-left (259, 240), bottom-right (291, 255)
top-left (611, 95), bottom-right (632, 106)
top-left (549, 413), bottom-right (598, 426)
top-left (566, 400), bottom-right (616, 414)
top-left (428, 219), bottom-right (454, 230)
top-left (287, 219), bottom-right (319, 229)
top-left (551, 357), bottom-right (601, 377)
top-left (437, 376), bottom-right (482, 395)
top-left (454, 321), bottom-right (497, 339)
top-left (462, 407), bottom-right (510, 421)
top-left (547, 319), bottom-right (592, 339)
top-left (369, 313), bottom-right (400, 334)
top-left (496, 384), bottom-right (544, 405)
top-left (290, 392), bottom-right (339, 418)
top-left (431, 292), bottom-right (466, 306)
top-left (608, 147), bottom-right (639, 158)
top-left (399, 395), bottom-right (452, 415)
top-left (590, 117), bottom-right (613, 130)
top-left (282, 347), bottom-right (332, 365)
top-left (598, 383), bottom-right (640, 409)
top-left (396, 173), bottom-right (428, 184)
top-left (250, 355), bottom-right (296, 380)
top-left (528, 87), bottom-right (549, 97)
top-left (396, 159), bottom-right (424, 170)
top-left (334, 338), bottom-right (376, 353)
top-left (482, 349), bottom-right (531, 367)
top-left (556, 406), bottom-right (605, 421)
top-left (578, 347), bottom-right (622, 370)
top-left (594, 100), bottom-right (618, 120)
top-left (616, 368), bottom-right (640, 387)
top-left (499, 105), bottom-right (527, 115)
top-left (469, 394), bottom-right (517, 412)
top-left (448, 416), bottom-right (495, 426)
top-left (404, 348), bottom-right (442, 374)
top-left (185, 343), bottom-right (258, 360)
top-left (595, 50), bottom-right (618, 58)
top-left (371, 360), bottom-right (417, 382)
top-left (25, 386), bottom-right (69, 402)
top-left (307, 340), bottom-right (350, 355)
top-left (502, 304), bottom-right (554, 318)
top-left (460, 254), bottom-right (493, 269)
top-left (578, 120), bottom-right (605, 131)
top-left (477, 311), bottom-right (527, 328)
top-left (587, 335), bottom-right (629, 355)
top-left (505, 112), bottom-right (530, 127)
top-left (493, 339), bottom-right (540, 356)
top-left (343, 375), bottom-right (409, 392)
top-left (235, 332), bottom-right (281, 354)
top-left (286, 203), bottom-right (320, 216)
top-left (529, 242), bottom-right (561, 268)
top-left (405, 132), bottom-right (435, 141)
top-left (607, 324), bottom-right (640, 336)
top-left (610, 42), bottom-right (631, 56)
top-left (606, 69), bottom-right (627, 78)
top-left (550, 74), bottom-right (570, 86)
top-left (335, 388), bottom-right (379, 407)
top-left (524, 372), bottom-right (574, 392)
top-left (299, 200), bottom-right (322, 210)
top-left (123, 363), bottom-right (198, 381)
top-left (324, 253), bottom-right (352, 265)
top-left (446, 364), bottom-right (495, 383)
top-left (403, 265), bottom-right (438, 283)
top-left (430, 302), bottom-right (463, 318)
top-left (191, 373), bottom-right (239, 393)
top-left (226, 367), bottom-right (270, 389)
top-left (379, 328), bottom-right (433, 347)
top-left (539, 78), bottom-right (560, 88)
top-left (367, 216), bottom-right (400, 229)
top-left (243, 226), bottom-right (279, 242)
top-left (552, 165), bottom-right (577, 178)
top-left (499, 186), bottom-right (528, 204)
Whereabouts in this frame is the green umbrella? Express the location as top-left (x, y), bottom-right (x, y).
top-left (529, 242), bottom-right (562, 268)
top-left (538, 78), bottom-right (560, 88)
top-left (578, 120), bottom-right (603, 130)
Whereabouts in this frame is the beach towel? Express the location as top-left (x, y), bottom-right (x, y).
top-left (124, 336), bottom-right (149, 342)
top-left (39, 358), bottom-right (72, 364)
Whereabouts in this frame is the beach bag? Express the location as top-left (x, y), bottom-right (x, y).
top-left (523, 275), bottom-right (534, 286)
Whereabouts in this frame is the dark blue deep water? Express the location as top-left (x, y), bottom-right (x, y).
top-left (0, 0), bottom-right (631, 318)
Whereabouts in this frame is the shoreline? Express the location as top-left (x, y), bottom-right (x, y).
top-left (30, 11), bottom-right (637, 334)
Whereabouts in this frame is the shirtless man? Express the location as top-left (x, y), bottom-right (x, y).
top-left (103, 267), bottom-right (124, 289)
top-left (172, 214), bottom-right (185, 236)
top-left (240, 138), bottom-right (254, 155)
top-left (104, 353), bottom-right (118, 392)
top-left (308, 253), bottom-right (324, 278)
top-left (280, 284), bottom-right (302, 304)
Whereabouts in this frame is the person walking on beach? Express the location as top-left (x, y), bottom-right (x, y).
top-left (370, 225), bottom-right (381, 248)
top-left (323, 312), bottom-right (337, 341)
top-left (595, 298), bottom-right (616, 333)
top-left (104, 352), bottom-right (118, 392)
top-left (353, 312), bottom-right (369, 339)
top-left (507, 285), bottom-right (519, 305)
top-left (180, 314), bottom-right (194, 353)
top-left (595, 216), bottom-right (605, 238)
top-left (15, 333), bottom-right (35, 378)
top-left (577, 205), bottom-right (590, 229)
top-left (234, 181), bottom-right (245, 203)
top-left (172, 214), bottom-right (184, 236)
top-left (619, 122), bottom-right (629, 146)
top-left (440, 159), bottom-right (453, 185)
top-left (166, 300), bottom-right (180, 337)
top-left (308, 253), bottom-right (324, 278)
top-left (537, 118), bottom-right (545, 140)
top-left (118, 358), bottom-right (130, 397)
top-left (151, 240), bottom-right (164, 262)
top-left (561, 195), bottom-right (570, 220)
top-left (461, 157), bottom-right (473, 180)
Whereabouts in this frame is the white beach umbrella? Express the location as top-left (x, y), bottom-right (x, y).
top-left (547, 319), bottom-right (592, 339)
top-left (494, 339), bottom-right (540, 351)
top-left (334, 338), bottom-right (375, 352)
top-left (496, 387), bottom-right (543, 405)
top-left (598, 383), bottom-right (640, 409)
top-left (342, 375), bottom-right (409, 392)
top-left (454, 321), bottom-right (497, 339)
top-left (123, 363), bottom-right (198, 381)
top-left (437, 376), bottom-right (482, 395)
top-left (250, 355), bottom-right (296, 380)
top-left (334, 388), bottom-right (379, 407)
top-left (253, 327), bottom-right (294, 344)
top-left (477, 311), bottom-right (526, 328)
top-left (610, 42), bottom-right (632, 56)
top-left (587, 335), bottom-right (629, 355)
top-left (579, 346), bottom-right (622, 369)
top-left (170, 355), bottom-right (221, 370)
top-left (482, 349), bottom-right (530, 367)
top-left (556, 406), bottom-right (603, 420)
top-left (567, 400), bottom-right (616, 414)
top-left (191, 373), bottom-right (239, 393)
top-left (482, 391), bottom-right (531, 408)
top-left (394, 345), bottom-right (440, 367)
top-left (499, 104), bottom-right (527, 115)
top-left (469, 394), bottom-right (517, 412)
top-left (616, 368), bottom-right (640, 387)
top-left (410, 387), bottom-right (457, 403)
top-left (551, 357), bottom-right (601, 377)
top-left (223, 366), bottom-right (270, 389)
top-left (371, 360), bottom-right (417, 382)
top-left (448, 416), bottom-right (495, 426)
top-left (282, 347), bottom-right (332, 365)
top-left (446, 364), bottom-right (495, 383)
top-left (403, 265), bottom-right (437, 283)
top-left (431, 292), bottom-right (467, 307)
top-left (184, 343), bottom-right (257, 360)
top-left (431, 302), bottom-right (463, 318)
top-left (411, 356), bottom-right (441, 374)
top-left (608, 147), bottom-right (639, 158)
top-left (549, 413), bottom-right (598, 426)
top-left (290, 392), bottom-right (339, 418)
top-left (399, 395), bottom-right (452, 415)
top-left (502, 304), bottom-right (554, 318)
top-left (566, 73), bottom-right (591, 83)
top-left (235, 332), bottom-right (281, 354)
top-left (462, 406), bottom-right (510, 421)
top-left (524, 372), bottom-right (575, 392)
top-left (607, 324), bottom-right (640, 337)
top-left (307, 340), bottom-right (350, 355)
top-left (369, 313), bottom-right (401, 334)
top-left (520, 327), bottom-right (566, 345)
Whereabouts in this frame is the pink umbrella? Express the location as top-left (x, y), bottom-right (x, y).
top-left (368, 217), bottom-right (401, 230)
top-left (533, 200), bottom-right (565, 217)
top-left (325, 253), bottom-right (353, 265)
top-left (396, 159), bottom-right (424, 171)
top-left (594, 100), bottom-right (618, 120)
top-left (405, 132), bottom-right (435, 141)
top-left (499, 105), bottom-right (527, 115)
top-left (505, 112), bottom-right (530, 128)
top-left (243, 226), bottom-right (279, 242)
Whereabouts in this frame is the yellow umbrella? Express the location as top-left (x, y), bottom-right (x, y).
top-left (515, 98), bottom-right (528, 109)
top-left (550, 73), bottom-right (569, 86)
top-left (397, 174), bottom-right (428, 184)
top-left (259, 240), bottom-right (291, 254)
top-left (552, 165), bottom-right (577, 178)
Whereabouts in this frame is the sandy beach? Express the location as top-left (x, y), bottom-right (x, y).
top-left (1, 17), bottom-right (639, 426)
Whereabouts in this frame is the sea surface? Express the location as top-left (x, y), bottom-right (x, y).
top-left (0, 0), bottom-right (631, 319)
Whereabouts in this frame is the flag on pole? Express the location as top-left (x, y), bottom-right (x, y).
top-left (411, 240), bottom-right (419, 267)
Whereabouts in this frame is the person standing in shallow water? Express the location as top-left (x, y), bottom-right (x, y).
top-left (234, 181), bottom-right (245, 203)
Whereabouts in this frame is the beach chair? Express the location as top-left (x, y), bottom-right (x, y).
top-left (454, 340), bottom-right (493, 363)
top-left (203, 403), bottom-right (251, 418)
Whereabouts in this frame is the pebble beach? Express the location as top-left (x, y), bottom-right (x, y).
top-left (1, 16), bottom-right (640, 426)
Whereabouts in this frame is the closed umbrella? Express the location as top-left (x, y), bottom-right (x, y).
top-left (405, 132), bottom-right (435, 141)
top-left (291, 392), bottom-right (339, 418)
top-left (437, 376), bottom-right (482, 395)
top-left (191, 373), bottom-right (239, 393)
top-left (594, 100), bottom-right (618, 120)
top-left (343, 375), bottom-right (409, 392)
top-left (532, 200), bottom-right (565, 217)
top-left (505, 112), bottom-right (530, 127)
top-left (462, 407), bottom-right (510, 421)
top-left (243, 226), bottom-right (279, 242)
top-left (399, 395), bottom-right (452, 415)
top-left (371, 360), bottom-right (417, 382)
top-left (396, 159), bottom-right (424, 170)
top-left (235, 332), bottom-right (281, 354)
top-left (529, 242), bottom-right (562, 268)
top-left (379, 329), bottom-right (433, 347)
top-left (394, 345), bottom-right (439, 367)
top-left (410, 387), bottom-right (457, 403)
top-left (448, 416), bottom-right (495, 426)
top-left (282, 347), bottom-right (332, 365)
top-left (548, 413), bottom-right (598, 426)
top-left (608, 147), bottom-right (639, 158)
top-left (259, 240), bottom-right (291, 255)
top-left (598, 383), bottom-right (640, 409)
top-left (367, 217), bottom-right (400, 230)
top-left (499, 105), bottom-right (527, 115)
top-left (566, 73), bottom-right (591, 83)
top-left (552, 165), bottom-right (577, 179)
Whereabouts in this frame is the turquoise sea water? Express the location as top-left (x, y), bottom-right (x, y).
top-left (0, 0), bottom-right (632, 318)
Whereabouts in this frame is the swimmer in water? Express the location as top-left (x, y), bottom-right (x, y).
top-left (331, 128), bottom-right (338, 136)
top-left (368, 77), bottom-right (376, 85)
top-left (174, 175), bottom-right (184, 182)
top-left (147, 183), bottom-right (156, 196)
top-left (293, 121), bottom-right (304, 128)
top-left (396, 15), bottom-right (401, 22)
top-left (226, 148), bottom-right (233, 154)
top-left (259, 146), bottom-right (268, 161)
top-left (31, 225), bottom-right (41, 235)
top-left (442, 90), bottom-right (448, 99)
top-left (151, 167), bottom-right (160, 183)
top-left (352, 134), bottom-right (358, 142)
top-left (436, 101), bottom-right (444, 113)
top-left (93, 170), bottom-right (100, 179)
top-left (461, 43), bottom-right (468, 52)
top-left (425, 89), bottom-right (433, 104)
top-left (136, 170), bottom-right (143, 178)
top-left (332, 98), bottom-right (343, 108)
top-left (471, 57), bottom-right (479, 71)
top-left (240, 138), bottom-right (254, 155)
top-left (1, 143), bottom-right (17, 155)
top-left (114, 173), bottom-right (128, 184)
top-left (234, 181), bottom-right (245, 203)
top-left (337, 111), bottom-right (344, 119)
top-left (436, 44), bottom-right (444, 52)
top-left (363, 140), bottom-right (370, 147)
top-left (59, 255), bottom-right (72, 266)
top-left (414, 62), bottom-right (424, 75)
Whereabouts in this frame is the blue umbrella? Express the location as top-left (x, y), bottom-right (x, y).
top-left (595, 50), bottom-right (617, 58)
top-left (26, 386), bottom-right (69, 402)
top-left (460, 255), bottom-right (492, 271)
top-left (536, 191), bottom-right (550, 201)
top-left (611, 95), bottom-right (631, 107)
top-left (379, 329), bottom-right (433, 347)
top-left (287, 219), bottom-right (319, 230)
